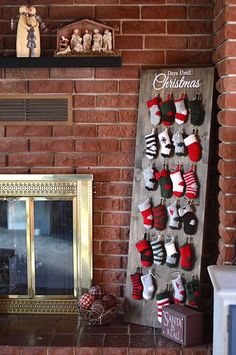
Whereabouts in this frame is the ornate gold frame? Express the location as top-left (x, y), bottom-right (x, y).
top-left (0, 174), bottom-right (93, 314)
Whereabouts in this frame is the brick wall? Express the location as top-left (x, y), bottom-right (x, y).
top-left (0, 1), bottom-right (214, 297)
top-left (214, 0), bottom-right (236, 265)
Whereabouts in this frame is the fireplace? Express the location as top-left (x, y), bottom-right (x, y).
top-left (0, 174), bottom-right (93, 314)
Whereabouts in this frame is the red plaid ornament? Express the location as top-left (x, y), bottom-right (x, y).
top-left (89, 285), bottom-right (106, 299)
top-left (79, 293), bottom-right (95, 310)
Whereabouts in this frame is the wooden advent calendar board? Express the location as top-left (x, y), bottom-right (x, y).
top-left (124, 67), bottom-right (214, 328)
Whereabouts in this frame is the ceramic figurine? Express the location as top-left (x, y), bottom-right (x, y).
top-left (70, 29), bottom-right (82, 51)
top-left (83, 29), bottom-right (92, 52)
top-left (57, 36), bottom-right (71, 55)
top-left (92, 29), bottom-right (102, 52)
top-left (102, 29), bottom-right (112, 52)
top-left (74, 37), bottom-right (83, 53)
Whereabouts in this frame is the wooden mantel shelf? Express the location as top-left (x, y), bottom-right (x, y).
top-left (0, 56), bottom-right (122, 68)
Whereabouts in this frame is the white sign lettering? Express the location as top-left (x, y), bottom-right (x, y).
top-left (153, 70), bottom-right (201, 91)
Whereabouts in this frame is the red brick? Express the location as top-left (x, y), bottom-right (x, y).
top-left (5, 69), bottom-right (49, 79)
top-left (219, 143), bottom-right (236, 159)
top-left (188, 36), bottom-right (213, 49)
top-left (8, 153), bottom-right (53, 167)
top-left (22, 347), bottom-right (48, 355)
top-left (218, 190), bottom-right (236, 210)
top-left (189, 5), bottom-right (212, 19)
top-left (0, 168), bottom-right (29, 174)
top-left (121, 139), bottom-right (135, 152)
top-left (0, 139), bottom-right (28, 152)
top-left (129, 349), bottom-right (155, 355)
top-left (75, 80), bottom-right (118, 93)
top-left (219, 223), bottom-right (236, 244)
top-left (145, 36), bottom-right (188, 49)
top-left (219, 176), bottom-right (236, 193)
top-left (74, 95), bottom-right (96, 108)
top-left (49, 6), bottom-right (94, 19)
top-left (121, 0), bottom-right (164, 2)
top-left (123, 21), bottom-right (165, 34)
top-left (73, 125), bottom-right (97, 137)
top-left (96, 95), bottom-right (138, 109)
top-left (219, 208), bottom-right (236, 227)
top-left (116, 35), bottom-right (143, 49)
top-left (95, 66), bottom-right (139, 79)
top-left (219, 126), bottom-right (236, 142)
top-left (76, 167), bottom-right (121, 181)
top-left (226, 5), bottom-right (236, 20)
top-left (75, 139), bottom-right (119, 152)
top-left (101, 241), bottom-right (128, 254)
top-left (218, 159), bottom-right (236, 177)
top-left (119, 110), bottom-right (138, 123)
top-left (119, 81), bottom-right (139, 94)
top-left (167, 21), bottom-right (212, 34)
top-left (94, 212), bottom-right (102, 225)
top-left (31, 167), bottom-right (75, 174)
top-left (98, 125), bottom-right (136, 138)
top-left (74, 110), bottom-right (117, 123)
top-left (99, 270), bottom-right (126, 283)
top-left (214, 28), bottom-right (225, 48)
top-left (216, 58), bottom-right (236, 75)
top-left (52, 126), bottom-right (73, 137)
top-left (218, 238), bottom-right (234, 262)
top-left (6, 126), bottom-right (52, 137)
top-left (94, 197), bottom-right (120, 211)
top-left (101, 183), bottom-right (132, 196)
top-left (76, 0), bottom-right (118, 3)
top-left (103, 212), bottom-right (130, 226)
top-left (50, 68), bottom-right (94, 78)
top-left (48, 348), bottom-right (74, 355)
top-left (123, 50), bottom-right (164, 65)
top-left (30, 139), bottom-right (74, 152)
top-left (75, 347), bottom-right (101, 355)
top-left (0, 347), bottom-right (22, 355)
top-left (102, 348), bottom-right (128, 355)
top-left (94, 255), bottom-right (127, 269)
top-left (28, 80), bottom-right (73, 93)
top-left (120, 198), bottom-right (132, 211)
top-left (166, 50), bottom-right (212, 65)
top-left (0, 81), bottom-right (27, 93)
top-left (93, 240), bottom-right (100, 254)
top-left (95, 6), bottom-right (139, 19)
top-left (142, 6), bottom-right (186, 19)
top-left (54, 153), bottom-right (98, 166)
top-left (217, 76), bottom-right (236, 92)
top-left (217, 110), bottom-right (236, 126)
top-left (0, 126), bottom-right (5, 137)
top-left (93, 226), bottom-right (123, 240)
top-left (214, 42), bottom-right (236, 63)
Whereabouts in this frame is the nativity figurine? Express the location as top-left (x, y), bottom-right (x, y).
top-left (57, 36), bottom-right (71, 55)
top-left (102, 29), bottom-right (112, 52)
top-left (92, 29), bottom-right (102, 52)
top-left (83, 30), bottom-right (92, 52)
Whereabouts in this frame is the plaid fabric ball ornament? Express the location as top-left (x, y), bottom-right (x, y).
top-left (89, 285), bottom-right (106, 299)
top-left (79, 293), bottom-right (95, 310)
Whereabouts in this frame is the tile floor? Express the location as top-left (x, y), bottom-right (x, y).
top-left (0, 313), bottom-right (212, 354)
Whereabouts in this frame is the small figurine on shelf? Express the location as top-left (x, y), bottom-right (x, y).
top-left (11, 4), bottom-right (47, 57)
top-left (92, 29), bottom-right (102, 52)
top-left (102, 29), bottom-right (112, 52)
top-left (70, 29), bottom-right (82, 51)
top-left (83, 29), bottom-right (92, 52)
top-left (56, 36), bottom-right (71, 55)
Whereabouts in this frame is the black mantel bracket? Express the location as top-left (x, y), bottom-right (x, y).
top-left (0, 56), bottom-right (122, 68)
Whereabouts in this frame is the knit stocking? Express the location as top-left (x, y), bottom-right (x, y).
top-left (180, 242), bottom-right (193, 271)
top-left (172, 130), bottom-right (185, 157)
top-left (172, 274), bottom-right (186, 304)
top-left (153, 203), bottom-right (168, 231)
top-left (178, 204), bottom-right (198, 235)
top-left (184, 133), bottom-right (201, 162)
top-left (141, 272), bottom-right (155, 300)
top-left (165, 236), bottom-right (179, 268)
top-left (160, 98), bottom-right (175, 126)
top-left (189, 98), bottom-right (205, 126)
top-left (136, 238), bottom-right (153, 268)
top-left (186, 277), bottom-right (200, 306)
top-left (158, 129), bottom-right (172, 158)
top-left (155, 167), bottom-right (172, 199)
top-left (151, 235), bottom-right (165, 265)
top-left (174, 97), bottom-right (188, 125)
top-left (138, 198), bottom-right (153, 229)
top-left (167, 201), bottom-right (180, 230)
top-left (156, 289), bottom-right (170, 323)
top-left (170, 167), bottom-right (185, 198)
top-left (130, 271), bottom-right (143, 300)
top-left (145, 130), bottom-right (158, 160)
top-left (143, 166), bottom-right (157, 191)
top-left (147, 97), bottom-right (161, 126)
top-left (183, 168), bottom-right (198, 200)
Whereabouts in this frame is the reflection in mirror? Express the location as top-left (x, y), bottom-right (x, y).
top-left (0, 200), bottom-right (27, 295)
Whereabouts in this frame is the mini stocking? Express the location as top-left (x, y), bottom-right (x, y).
top-left (156, 290), bottom-right (170, 323)
top-left (158, 129), bottom-right (172, 158)
top-left (160, 98), bottom-right (175, 126)
top-left (136, 238), bottom-right (153, 267)
top-left (172, 274), bottom-right (186, 304)
top-left (138, 198), bottom-right (153, 229)
top-left (130, 271), bottom-right (143, 300)
top-left (141, 272), bottom-right (155, 300)
top-left (183, 168), bottom-right (198, 200)
top-left (155, 168), bottom-right (172, 199)
top-left (178, 204), bottom-right (198, 235)
top-left (165, 236), bottom-right (179, 268)
top-left (186, 277), bottom-right (200, 306)
top-left (147, 97), bottom-right (161, 126)
top-left (180, 242), bottom-right (193, 271)
top-left (172, 130), bottom-right (185, 156)
top-left (170, 167), bottom-right (185, 197)
top-left (189, 98), bottom-right (205, 126)
top-left (184, 133), bottom-right (201, 162)
top-left (193, 276), bottom-right (200, 298)
top-left (151, 235), bottom-right (165, 265)
top-left (174, 97), bottom-right (188, 125)
top-left (143, 167), bottom-right (157, 191)
top-left (167, 201), bottom-right (180, 230)
top-left (153, 203), bottom-right (168, 231)
top-left (145, 130), bottom-right (157, 160)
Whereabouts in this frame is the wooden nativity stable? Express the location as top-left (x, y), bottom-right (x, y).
top-left (55, 18), bottom-right (119, 56)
